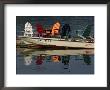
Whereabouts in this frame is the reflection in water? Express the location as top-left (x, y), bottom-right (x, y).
top-left (16, 50), bottom-right (94, 74)
top-left (62, 56), bottom-right (70, 70)
top-left (52, 55), bottom-right (61, 62)
top-left (36, 55), bottom-right (43, 65)
top-left (83, 55), bottom-right (91, 65)
top-left (24, 55), bottom-right (32, 66)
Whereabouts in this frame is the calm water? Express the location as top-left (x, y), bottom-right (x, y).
top-left (16, 49), bottom-right (94, 74)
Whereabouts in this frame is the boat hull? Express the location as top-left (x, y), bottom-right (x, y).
top-left (17, 36), bottom-right (94, 49)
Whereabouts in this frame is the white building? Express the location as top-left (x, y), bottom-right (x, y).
top-left (24, 22), bottom-right (33, 37)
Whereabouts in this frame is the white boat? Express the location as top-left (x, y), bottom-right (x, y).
top-left (17, 36), bottom-right (94, 49)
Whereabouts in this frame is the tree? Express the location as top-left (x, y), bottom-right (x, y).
top-left (61, 24), bottom-right (71, 38)
top-left (82, 25), bottom-right (92, 38)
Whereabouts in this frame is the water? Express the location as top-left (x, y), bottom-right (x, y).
top-left (16, 49), bottom-right (94, 74)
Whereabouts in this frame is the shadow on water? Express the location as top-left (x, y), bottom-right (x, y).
top-left (16, 49), bottom-right (94, 74)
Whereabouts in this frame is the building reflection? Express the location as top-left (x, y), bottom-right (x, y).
top-left (24, 55), bottom-right (32, 66)
top-left (35, 54), bottom-right (46, 65)
top-left (23, 54), bottom-right (92, 66)
top-left (36, 55), bottom-right (43, 65)
top-left (52, 55), bottom-right (61, 62)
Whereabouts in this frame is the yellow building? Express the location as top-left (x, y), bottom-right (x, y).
top-left (51, 22), bottom-right (61, 36)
